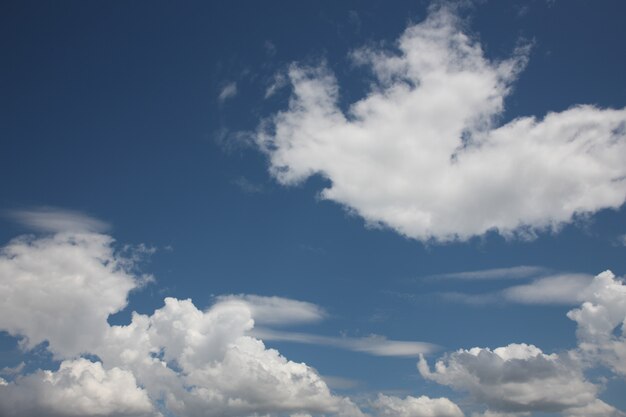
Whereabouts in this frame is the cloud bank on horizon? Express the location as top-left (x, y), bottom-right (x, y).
top-left (255, 7), bottom-right (626, 242)
top-left (1, 218), bottom-right (626, 415)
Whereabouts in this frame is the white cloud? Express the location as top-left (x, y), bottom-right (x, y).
top-left (439, 273), bottom-right (595, 306)
top-left (0, 359), bottom-right (157, 417)
top-left (0, 229), bottom-right (365, 417)
top-left (567, 270), bottom-right (626, 376)
top-left (418, 343), bottom-right (599, 413)
top-left (251, 328), bottom-right (437, 357)
top-left (219, 82), bottom-right (238, 102)
top-left (96, 297), bottom-right (364, 417)
top-left (254, 7), bottom-right (626, 242)
top-left (373, 394), bottom-right (464, 417)
top-left (563, 399), bottom-right (626, 417)
top-left (8, 207), bottom-right (110, 233)
top-left (502, 274), bottom-right (593, 305)
top-left (428, 266), bottom-right (548, 281)
top-left (470, 412), bottom-right (529, 417)
top-left (0, 232), bottom-right (143, 358)
top-left (216, 294), bottom-right (327, 326)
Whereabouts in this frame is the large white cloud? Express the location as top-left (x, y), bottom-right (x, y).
top-left (419, 271), bottom-right (626, 416)
top-left (418, 343), bottom-right (599, 414)
top-left (0, 215), bottom-right (365, 417)
top-left (0, 359), bottom-right (158, 417)
top-left (96, 297), bottom-right (364, 417)
top-left (0, 232), bottom-right (143, 358)
top-left (255, 7), bottom-right (626, 241)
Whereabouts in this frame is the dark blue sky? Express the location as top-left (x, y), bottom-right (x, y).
top-left (1, 2), bottom-right (626, 417)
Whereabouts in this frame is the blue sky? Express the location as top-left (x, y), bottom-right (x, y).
top-left (1, 1), bottom-right (626, 417)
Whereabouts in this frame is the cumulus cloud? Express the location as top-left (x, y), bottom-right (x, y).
top-left (419, 270), bottom-right (626, 416)
top-left (97, 297), bottom-right (363, 417)
top-left (418, 343), bottom-right (598, 414)
top-left (0, 232), bottom-right (143, 358)
top-left (254, 7), bottom-right (626, 241)
top-left (372, 394), bottom-right (464, 417)
top-left (563, 399), bottom-right (626, 417)
top-left (0, 359), bottom-right (157, 417)
top-left (0, 226), bottom-right (365, 417)
top-left (567, 270), bottom-right (626, 376)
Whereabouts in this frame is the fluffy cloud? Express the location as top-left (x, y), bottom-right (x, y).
top-left (0, 232), bottom-right (143, 358)
top-left (0, 217), bottom-right (364, 417)
top-left (420, 270), bottom-right (626, 416)
top-left (563, 399), bottom-right (626, 417)
top-left (96, 297), bottom-right (363, 417)
top-left (372, 394), bottom-right (464, 417)
top-left (567, 270), bottom-right (626, 376)
top-left (418, 343), bottom-right (598, 414)
top-left (255, 7), bottom-right (626, 241)
top-left (0, 359), bottom-right (157, 417)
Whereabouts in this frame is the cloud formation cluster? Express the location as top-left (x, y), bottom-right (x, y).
top-left (0, 228), bottom-right (365, 417)
top-left (256, 7), bottom-right (626, 241)
top-left (420, 271), bottom-right (626, 417)
top-left (0, 211), bottom-right (457, 417)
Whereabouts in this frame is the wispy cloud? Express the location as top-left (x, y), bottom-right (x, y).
top-left (428, 265), bottom-right (549, 281)
top-left (216, 294), bottom-right (327, 326)
top-left (250, 328), bottom-right (437, 357)
top-left (218, 81), bottom-right (237, 103)
top-left (439, 273), bottom-right (595, 306)
top-left (7, 207), bottom-right (109, 233)
top-left (231, 176), bottom-right (266, 194)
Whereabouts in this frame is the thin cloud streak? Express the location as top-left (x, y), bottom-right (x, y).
top-left (426, 265), bottom-right (549, 281)
top-left (250, 328), bottom-right (438, 357)
top-left (7, 207), bottom-right (110, 233)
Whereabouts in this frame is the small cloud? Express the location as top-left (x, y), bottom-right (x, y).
top-left (213, 127), bottom-right (255, 152)
top-left (428, 266), bottom-right (549, 281)
top-left (216, 294), bottom-right (327, 326)
top-left (438, 273), bottom-right (595, 306)
top-left (264, 40), bottom-right (277, 57)
top-left (0, 362), bottom-right (25, 377)
top-left (347, 10), bottom-right (361, 34)
top-left (231, 176), bottom-right (265, 194)
top-left (265, 72), bottom-right (288, 98)
top-left (7, 207), bottom-right (110, 233)
top-left (218, 81), bottom-right (237, 103)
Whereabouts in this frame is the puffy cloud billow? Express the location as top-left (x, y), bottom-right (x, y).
top-left (0, 211), bottom-right (458, 417)
top-left (0, 226), bottom-right (365, 417)
top-left (255, 7), bottom-right (626, 241)
top-left (419, 271), bottom-right (626, 417)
